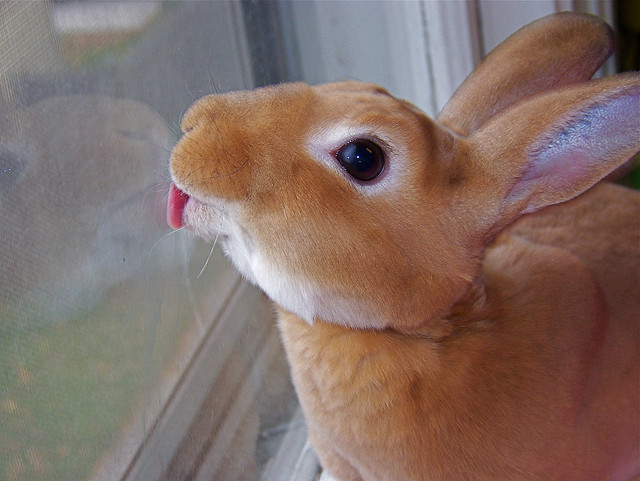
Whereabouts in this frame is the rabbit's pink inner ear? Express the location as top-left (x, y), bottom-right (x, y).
top-left (509, 89), bottom-right (640, 214)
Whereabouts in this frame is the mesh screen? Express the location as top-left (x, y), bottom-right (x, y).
top-left (0, 2), bottom-right (298, 480)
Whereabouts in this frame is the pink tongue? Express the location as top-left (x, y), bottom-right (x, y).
top-left (167, 183), bottom-right (190, 229)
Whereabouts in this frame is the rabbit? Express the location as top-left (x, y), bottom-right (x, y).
top-left (0, 95), bottom-right (175, 325)
top-left (167, 13), bottom-right (639, 481)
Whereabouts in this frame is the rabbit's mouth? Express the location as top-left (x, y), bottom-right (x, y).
top-left (168, 181), bottom-right (284, 307)
top-left (167, 182), bottom-right (237, 243)
top-left (167, 182), bottom-right (190, 229)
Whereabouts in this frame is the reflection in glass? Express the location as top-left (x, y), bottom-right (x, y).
top-left (0, 2), bottom-right (299, 480)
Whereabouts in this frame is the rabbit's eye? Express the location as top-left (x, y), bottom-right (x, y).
top-left (335, 139), bottom-right (385, 181)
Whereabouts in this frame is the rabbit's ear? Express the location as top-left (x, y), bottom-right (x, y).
top-left (438, 13), bottom-right (614, 136)
top-left (470, 74), bottom-right (639, 231)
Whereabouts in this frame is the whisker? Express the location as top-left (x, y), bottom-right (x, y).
top-left (141, 181), bottom-right (169, 212)
top-left (148, 226), bottom-right (186, 258)
top-left (143, 136), bottom-right (175, 155)
top-left (180, 155), bottom-right (250, 189)
top-left (172, 104), bottom-right (190, 136)
top-left (208, 66), bottom-right (220, 94)
top-left (184, 79), bottom-right (198, 102)
top-left (169, 120), bottom-right (182, 136)
top-left (196, 232), bottom-right (220, 279)
top-left (202, 156), bottom-right (249, 181)
top-left (147, 183), bottom-right (170, 196)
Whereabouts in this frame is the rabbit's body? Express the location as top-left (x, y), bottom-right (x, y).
top-left (167, 13), bottom-right (639, 481)
top-left (280, 182), bottom-right (639, 481)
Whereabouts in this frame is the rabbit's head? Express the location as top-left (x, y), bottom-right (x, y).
top-left (168, 13), bottom-right (639, 331)
top-left (170, 82), bottom-right (480, 330)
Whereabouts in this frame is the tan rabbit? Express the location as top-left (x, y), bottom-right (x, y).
top-left (167, 13), bottom-right (639, 481)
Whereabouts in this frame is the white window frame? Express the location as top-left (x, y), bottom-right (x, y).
top-left (288, 0), bottom-right (479, 116)
top-left (289, 0), bottom-right (614, 116)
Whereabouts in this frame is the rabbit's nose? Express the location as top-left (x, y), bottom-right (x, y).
top-left (167, 182), bottom-right (190, 229)
top-left (180, 95), bottom-right (219, 133)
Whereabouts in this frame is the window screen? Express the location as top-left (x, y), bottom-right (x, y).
top-left (0, 2), bottom-right (304, 480)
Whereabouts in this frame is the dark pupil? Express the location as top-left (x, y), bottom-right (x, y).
top-left (336, 140), bottom-right (384, 181)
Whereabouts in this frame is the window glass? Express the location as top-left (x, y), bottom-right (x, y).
top-left (0, 2), bottom-right (299, 480)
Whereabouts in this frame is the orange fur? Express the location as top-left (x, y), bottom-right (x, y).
top-left (280, 183), bottom-right (638, 481)
top-left (169, 13), bottom-right (639, 481)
